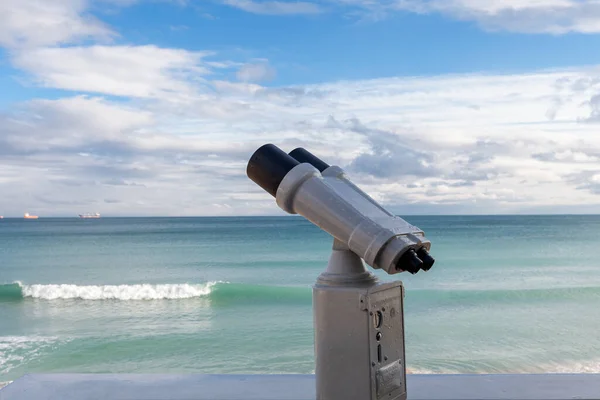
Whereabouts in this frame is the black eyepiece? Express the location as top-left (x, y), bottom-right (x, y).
top-left (416, 248), bottom-right (435, 271)
top-left (396, 249), bottom-right (423, 274)
top-left (289, 148), bottom-right (330, 172)
top-left (247, 144), bottom-right (300, 197)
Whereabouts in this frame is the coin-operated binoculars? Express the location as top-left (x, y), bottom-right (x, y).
top-left (247, 144), bottom-right (435, 400)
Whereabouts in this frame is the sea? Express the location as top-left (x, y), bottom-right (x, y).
top-left (2, 215), bottom-right (600, 385)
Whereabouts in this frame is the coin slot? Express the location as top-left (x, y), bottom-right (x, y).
top-left (373, 311), bottom-right (383, 328)
top-left (377, 344), bottom-right (382, 363)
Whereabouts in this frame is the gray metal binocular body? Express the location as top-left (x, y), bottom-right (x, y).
top-left (247, 144), bottom-right (434, 275)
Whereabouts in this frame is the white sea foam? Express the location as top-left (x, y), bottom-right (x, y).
top-left (543, 360), bottom-right (600, 374)
top-left (405, 360), bottom-right (600, 375)
top-left (17, 282), bottom-right (219, 301)
top-left (0, 336), bottom-right (62, 376)
top-left (406, 368), bottom-right (437, 374)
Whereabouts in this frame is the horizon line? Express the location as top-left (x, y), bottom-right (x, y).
top-left (2, 214), bottom-right (600, 218)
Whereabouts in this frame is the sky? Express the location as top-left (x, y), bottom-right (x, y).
top-left (2, 1), bottom-right (600, 216)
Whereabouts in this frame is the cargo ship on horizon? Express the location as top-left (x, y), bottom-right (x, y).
top-left (24, 213), bottom-right (38, 219)
top-left (79, 213), bottom-right (100, 219)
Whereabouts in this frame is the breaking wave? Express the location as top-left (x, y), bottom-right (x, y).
top-left (0, 282), bottom-right (218, 301)
top-left (0, 282), bottom-right (311, 303)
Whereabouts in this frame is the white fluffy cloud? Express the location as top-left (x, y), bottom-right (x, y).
top-left (3, 63), bottom-right (600, 216)
top-left (0, 0), bottom-right (114, 48)
top-left (237, 61), bottom-right (277, 83)
top-left (335, 0), bottom-right (600, 33)
top-left (13, 45), bottom-right (216, 99)
top-left (220, 0), bottom-right (600, 33)
top-left (222, 0), bottom-right (323, 15)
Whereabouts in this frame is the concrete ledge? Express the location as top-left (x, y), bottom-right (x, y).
top-left (1, 373), bottom-right (600, 400)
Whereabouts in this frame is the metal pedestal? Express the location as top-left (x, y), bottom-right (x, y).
top-left (313, 240), bottom-right (407, 400)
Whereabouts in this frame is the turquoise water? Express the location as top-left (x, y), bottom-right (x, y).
top-left (2, 216), bottom-right (600, 383)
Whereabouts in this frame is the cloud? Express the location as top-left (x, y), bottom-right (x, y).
top-left (12, 45), bottom-right (217, 99)
top-left (236, 61), bottom-right (277, 83)
top-left (214, 0), bottom-right (600, 35)
top-left (565, 170), bottom-right (600, 194)
top-left (101, 178), bottom-right (147, 187)
top-left (0, 96), bottom-right (153, 156)
top-left (334, 0), bottom-right (600, 34)
top-left (585, 93), bottom-right (600, 122)
top-left (0, 0), bottom-right (114, 48)
top-left (3, 33), bottom-right (600, 215)
top-left (222, 0), bottom-right (322, 14)
top-left (0, 93), bottom-right (264, 216)
top-left (0, 95), bottom-right (258, 160)
top-left (533, 149), bottom-right (600, 163)
top-left (332, 117), bottom-right (440, 178)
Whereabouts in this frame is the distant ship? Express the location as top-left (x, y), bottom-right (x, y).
top-left (79, 213), bottom-right (100, 219)
top-left (24, 213), bottom-right (39, 219)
